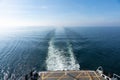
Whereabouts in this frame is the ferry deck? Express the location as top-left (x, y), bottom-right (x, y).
top-left (38, 70), bottom-right (106, 80)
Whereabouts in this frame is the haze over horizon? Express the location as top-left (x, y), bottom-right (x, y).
top-left (0, 0), bottom-right (120, 27)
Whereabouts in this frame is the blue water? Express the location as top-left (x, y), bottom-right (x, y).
top-left (0, 27), bottom-right (120, 79)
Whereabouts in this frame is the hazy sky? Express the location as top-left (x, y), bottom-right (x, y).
top-left (0, 0), bottom-right (120, 27)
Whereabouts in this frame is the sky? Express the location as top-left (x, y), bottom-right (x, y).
top-left (0, 0), bottom-right (120, 27)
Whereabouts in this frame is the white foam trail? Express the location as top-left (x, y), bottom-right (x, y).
top-left (67, 42), bottom-right (80, 70)
top-left (46, 38), bottom-right (80, 71)
top-left (46, 38), bottom-right (65, 71)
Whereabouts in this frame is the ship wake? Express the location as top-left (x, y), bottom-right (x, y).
top-left (46, 38), bottom-right (80, 71)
